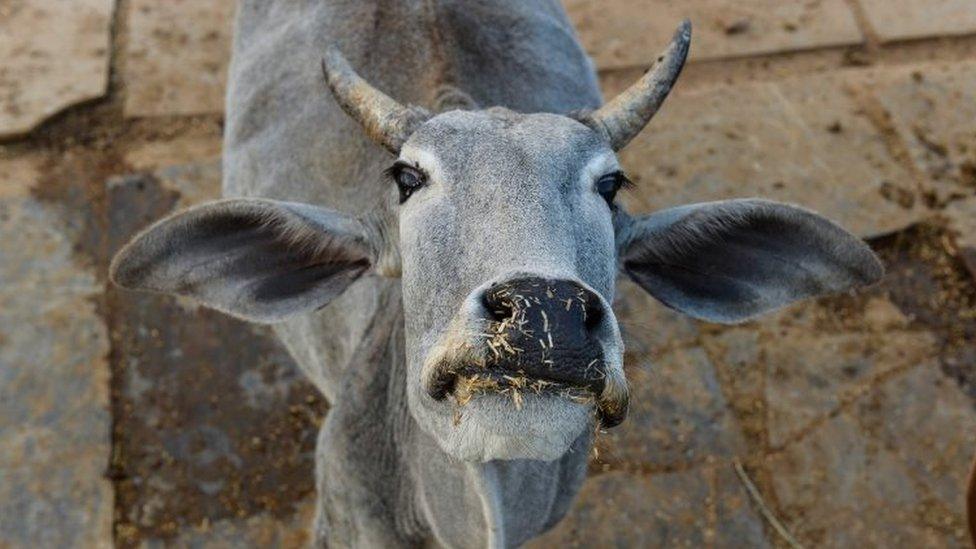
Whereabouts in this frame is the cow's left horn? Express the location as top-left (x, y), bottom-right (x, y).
top-left (321, 47), bottom-right (430, 154)
top-left (585, 20), bottom-right (691, 151)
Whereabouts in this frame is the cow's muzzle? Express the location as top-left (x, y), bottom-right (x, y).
top-left (424, 277), bottom-right (629, 427)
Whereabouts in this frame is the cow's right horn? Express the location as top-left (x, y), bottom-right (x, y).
top-left (321, 47), bottom-right (431, 154)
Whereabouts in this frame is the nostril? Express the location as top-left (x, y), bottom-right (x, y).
top-left (481, 287), bottom-right (513, 322)
top-left (584, 300), bottom-right (604, 331)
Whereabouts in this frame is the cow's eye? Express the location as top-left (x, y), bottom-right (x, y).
top-left (595, 171), bottom-right (632, 206)
top-left (385, 162), bottom-right (428, 204)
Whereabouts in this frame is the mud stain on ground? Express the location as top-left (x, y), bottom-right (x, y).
top-left (97, 173), bottom-right (328, 547)
top-left (815, 222), bottom-right (976, 404)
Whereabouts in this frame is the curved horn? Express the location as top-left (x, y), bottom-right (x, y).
top-left (321, 47), bottom-right (430, 154)
top-left (586, 20), bottom-right (691, 151)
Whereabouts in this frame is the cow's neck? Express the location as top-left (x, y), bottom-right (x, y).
top-left (315, 282), bottom-right (591, 547)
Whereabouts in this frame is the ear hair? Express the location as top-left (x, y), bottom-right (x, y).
top-left (622, 202), bottom-right (781, 268)
top-left (254, 206), bottom-right (371, 263)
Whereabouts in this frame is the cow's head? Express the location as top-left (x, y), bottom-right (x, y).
top-left (111, 22), bottom-right (882, 462)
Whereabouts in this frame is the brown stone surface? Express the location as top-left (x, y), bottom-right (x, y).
top-left (858, 0), bottom-right (976, 42)
top-left (598, 346), bottom-right (746, 471)
top-left (763, 329), bottom-right (935, 447)
top-left (864, 364), bottom-right (976, 523)
top-left (618, 71), bottom-right (926, 238)
top-left (768, 411), bottom-right (934, 547)
top-left (124, 0), bottom-right (237, 117)
top-left (873, 62), bottom-right (976, 206)
top-left (0, 155), bottom-right (42, 199)
top-left (945, 197), bottom-right (976, 280)
top-left (154, 160), bottom-right (223, 209)
top-left (0, 161), bottom-right (113, 546)
top-left (564, 0), bottom-right (863, 68)
top-left (768, 363), bottom-right (975, 547)
top-left (123, 127), bottom-right (223, 171)
top-left (4, 0), bottom-right (976, 546)
top-left (614, 276), bottom-right (699, 359)
top-left (946, 197), bottom-right (976, 250)
top-left (870, 223), bottom-right (976, 403)
top-left (530, 466), bottom-right (770, 547)
top-left (140, 499), bottom-right (314, 548)
top-left (0, 0), bottom-right (114, 137)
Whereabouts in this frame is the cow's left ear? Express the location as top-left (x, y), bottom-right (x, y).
top-left (616, 199), bottom-right (883, 324)
top-left (111, 198), bottom-right (383, 324)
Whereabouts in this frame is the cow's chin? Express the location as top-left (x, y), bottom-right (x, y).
top-left (434, 393), bottom-right (593, 462)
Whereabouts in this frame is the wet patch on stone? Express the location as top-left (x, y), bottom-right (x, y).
top-left (31, 149), bottom-right (129, 278)
top-left (104, 174), bottom-right (326, 546)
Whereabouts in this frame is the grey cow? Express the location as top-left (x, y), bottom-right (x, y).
top-left (110, 1), bottom-right (883, 547)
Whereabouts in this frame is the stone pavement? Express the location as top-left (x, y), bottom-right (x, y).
top-left (2, 1), bottom-right (976, 547)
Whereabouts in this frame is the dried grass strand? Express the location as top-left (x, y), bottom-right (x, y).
top-left (732, 459), bottom-right (805, 549)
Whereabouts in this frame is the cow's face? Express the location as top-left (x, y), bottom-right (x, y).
top-left (395, 109), bottom-right (629, 460)
top-left (109, 21), bottom-right (882, 463)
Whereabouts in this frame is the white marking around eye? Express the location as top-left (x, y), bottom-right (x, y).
top-left (399, 144), bottom-right (446, 189)
top-left (577, 152), bottom-right (620, 193)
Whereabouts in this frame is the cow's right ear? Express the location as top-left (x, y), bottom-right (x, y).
top-left (110, 198), bottom-right (380, 324)
top-left (615, 199), bottom-right (883, 324)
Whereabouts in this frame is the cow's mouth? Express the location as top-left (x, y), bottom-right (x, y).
top-left (426, 360), bottom-right (626, 427)
top-left (446, 365), bottom-right (596, 401)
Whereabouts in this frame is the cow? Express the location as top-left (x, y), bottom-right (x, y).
top-left (109, 1), bottom-right (883, 546)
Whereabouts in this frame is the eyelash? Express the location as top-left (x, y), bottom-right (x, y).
top-left (596, 171), bottom-right (634, 206)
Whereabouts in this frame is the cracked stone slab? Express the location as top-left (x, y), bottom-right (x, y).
top-left (872, 62), bottom-right (976, 206)
top-left (598, 346), bottom-right (746, 471)
top-left (529, 467), bottom-right (771, 547)
top-left (763, 328), bottom-right (936, 448)
top-left (699, 327), bottom-right (767, 445)
top-left (856, 363), bottom-right (976, 530)
top-left (564, 0), bottom-right (862, 69)
top-left (0, 162), bottom-right (112, 546)
top-left (768, 363), bottom-right (976, 546)
top-left (697, 290), bottom-right (935, 450)
top-left (0, 0), bottom-right (114, 138)
top-left (619, 70), bottom-right (927, 239)
top-left (0, 295), bottom-right (113, 549)
top-left (0, 173), bottom-right (101, 297)
top-left (857, 0), bottom-right (976, 42)
top-left (124, 0), bottom-right (237, 117)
